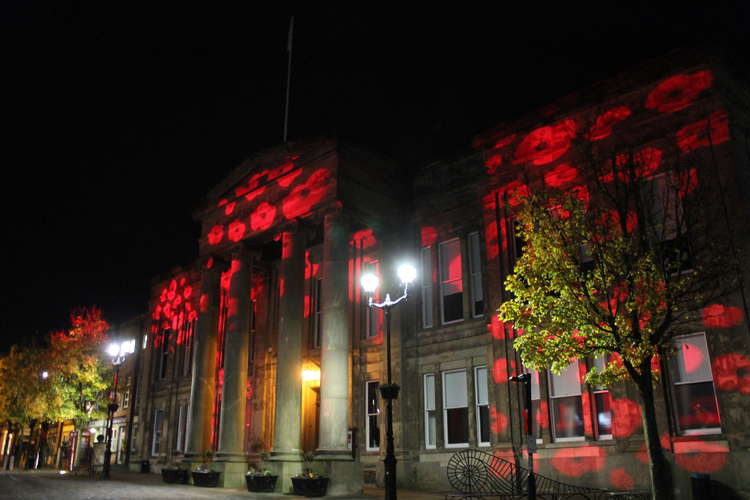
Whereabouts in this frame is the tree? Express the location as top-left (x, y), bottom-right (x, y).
top-left (498, 135), bottom-right (739, 499)
top-left (45, 306), bottom-right (111, 428)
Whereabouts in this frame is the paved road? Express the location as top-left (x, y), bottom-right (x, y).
top-left (0, 469), bottom-right (446, 499)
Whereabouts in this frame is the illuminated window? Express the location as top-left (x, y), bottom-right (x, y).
top-left (443, 369), bottom-right (469, 447)
top-left (421, 247), bottom-right (434, 328)
top-left (591, 356), bottom-right (612, 440)
top-left (474, 366), bottom-right (490, 446)
top-left (548, 361), bottom-right (584, 441)
top-left (468, 232), bottom-right (484, 318)
top-left (669, 333), bottom-right (721, 435)
top-left (366, 381), bottom-right (380, 451)
top-left (151, 408), bottom-right (163, 456)
top-left (439, 239), bottom-right (463, 324)
top-left (174, 403), bottom-right (188, 453)
top-left (424, 374), bottom-right (436, 449)
top-left (122, 390), bottom-right (130, 410)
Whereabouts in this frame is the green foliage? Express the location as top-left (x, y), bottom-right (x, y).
top-left (0, 307), bottom-right (111, 429)
top-left (499, 166), bottom-right (734, 387)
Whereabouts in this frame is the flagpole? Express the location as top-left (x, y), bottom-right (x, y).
top-left (283, 16), bottom-right (294, 144)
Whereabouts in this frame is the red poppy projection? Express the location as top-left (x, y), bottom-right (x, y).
top-left (549, 445), bottom-right (607, 477)
top-left (249, 202), bottom-right (277, 232)
top-left (588, 106), bottom-right (632, 141)
top-left (645, 70), bottom-right (714, 113)
top-left (489, 407), bottom-right (508, 434)
top-left (673, 441), bottom-right (729, 473)
top-left (513, 119), bottom-right (576, 166)
top-left (676, 110), bottom-right (730, 153)
top-left (544, 164), bottom-right (578, 188)
top-left (610, 468), bottom-right (636, 490)
top-left (282, 168), bottom-right (333, 220)
top-left (712, 353), bottom-right (750, 395)
top-left (492, 358), bottom-right (517, 383)
top-left (350, 229), bottom-right (377, 250)
top-left (599, 147), bottom-right (662, 183)
top-left (151, 276), bottom-right (198, 340)
top-left (420, 226), bottom-right (438, 247)
top-left (702, 303), bottom-right (743, 328)
top-left (611, 398), bottom-right (642, 439)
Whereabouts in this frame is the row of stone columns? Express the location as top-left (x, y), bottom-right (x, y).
top-left (185, 212), bottom-right (353, 480)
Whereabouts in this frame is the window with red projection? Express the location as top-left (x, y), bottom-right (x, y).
top-left (669, 333), bottom-right (721, 434)
top-left (645, 70), bottom-right (713, 114)
top-left (513, 119), bottom-right (576, 166)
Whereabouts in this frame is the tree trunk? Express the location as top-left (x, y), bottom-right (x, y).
top-left (637, 377), bottom-right (673, 500)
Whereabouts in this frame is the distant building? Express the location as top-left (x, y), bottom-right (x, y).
top-left (131, 52), bottom-right (750, 497)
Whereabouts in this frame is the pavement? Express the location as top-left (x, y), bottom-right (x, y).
top-left (0, 468), bottom-right (448, 499)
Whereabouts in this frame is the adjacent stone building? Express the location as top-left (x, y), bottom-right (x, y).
top-left (130, 53), bottom-right (750, 497)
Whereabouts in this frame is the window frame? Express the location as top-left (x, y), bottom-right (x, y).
top-left (547, 360), bottom-right (585, 442)
top-left (365, 380), bottom-right (380, 451)
top-left (474, 366), bottom-right (490, 447)
top-left (590, 356), bottom-right (613, 441)
top-left (669, 332), bottom-right (722, 436)
top-left (424, 373), bottom-right (437, 449)
top-left (421, 247), bottom-right (434, 329)
top-left (438, 238), bottom-right (464, 325)
top-left (151, 408), bottom-right (163, 456)
top-left (442, 369), bottom-right (469, 448)
top-left (468, 232), bottom-right (484, 318)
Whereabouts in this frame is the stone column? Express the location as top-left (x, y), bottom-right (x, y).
top-left (316, 212), bottom-right (351, 459)
top-left (217, 248), bottom-right (252, 459)
top-left (185, 256), bottom-right (224, 459)
top-left (270, 229), bottom-right (306, 461)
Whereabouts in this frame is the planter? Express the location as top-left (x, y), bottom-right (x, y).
top-left (161, 468), bottom-right (189, 484)
top-left (291, 477), bottom-right (329, 497)
top-left (192, 470), bottom-right (220, 487)
top-left (246, 474), bottom-right (278, 492)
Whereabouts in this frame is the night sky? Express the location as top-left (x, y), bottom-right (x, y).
top-left (2, 3), bottom-right (748, 350)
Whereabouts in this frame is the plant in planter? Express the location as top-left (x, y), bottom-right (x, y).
top-left (245, 467), bottom-right (278, 492)
top-left (291, 469), bottom-right (329, 498)
top-left (192, 451), bottom-right (220, 488)
top-left (161, 463), bottom-right (189, 484)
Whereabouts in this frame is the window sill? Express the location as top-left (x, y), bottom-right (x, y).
top-left (674, 429), bottom-right (723, 438)
top-left (444, 443), bottom-right (470, 449)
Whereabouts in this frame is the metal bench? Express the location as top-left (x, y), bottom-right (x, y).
top-left (446, 449), bottom-right (649, 499)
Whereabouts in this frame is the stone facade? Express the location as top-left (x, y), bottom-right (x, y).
top-left (130, 54), bottom-right (750, 497)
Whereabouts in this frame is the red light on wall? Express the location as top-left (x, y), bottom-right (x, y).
top-left (514, 119), bottom-right (576, 166)
top-left (250, 202), bottom-right (277, 232)
top-left (485, 154), bottom-right (502, 175)
top-left (350, 229), bottom-right (377, 249)
top-left (224, 201), bottom-right (236, 216)
top-left (277, 167), bottom-right (302, 188)
top-left (207, 225), bottom-right (224, 245)
top-left (489, 407), bottom-right (508, 434)
top-left (610, 468), bottom-right (635, 490)
top-left (492, 358), bottom-right (517, 383)
top-left (244, 185), bottom-right (266, 203)
top-left (702, 303), bottom-right (743, 328)
top-left (677, 110), bottom-right (729, 153)
top-left (674, 441), bottom-right (728, 473)
top-left (588, 106), bottom-right (631, 141)
top-left (544, 164), bottom-right (578, 188)
top-left (420, 226), bottom-right (438, 247)
top-left (600, 147), bottom-right (663, 183)
top-left (484, 219), bottom-right (506, 262)
top-left (537, 400), bottom-right (549, 429)
top-left (712, 353), bottom-right (750, 394)
top-left (281, 168), bottom-right (333, 220)
top-left (611, 398), bottom-right (641, 438)
top-left (645, 70), bottom-right (714, 113)
top-left (487, 315), bottom-right (510, 340)
top-left (549, 445), bottom-right (606, 477)
top-left (228, 220), bottom-right (246, 242)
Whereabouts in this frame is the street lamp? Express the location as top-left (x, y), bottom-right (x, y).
top-left (103, 339), bottom-right (134, 479)
top-left (361, 262), bottom-right (416, 500)
top-left (509, 372), bottom-right (536, 500)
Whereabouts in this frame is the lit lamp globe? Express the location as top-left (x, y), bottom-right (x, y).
top-left (396, 263), bottom-right (417, 285)
top-left (106, 343), bottom-right (121, 358)
top-left (360, 273), bottom-right (379, 294)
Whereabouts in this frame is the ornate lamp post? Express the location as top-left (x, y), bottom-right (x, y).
top-left (361, 263), bottom-right (417, 500)
top-left (103, 339), bottom-right (134, 479)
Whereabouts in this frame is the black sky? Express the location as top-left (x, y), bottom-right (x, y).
top-left (1, 3), bottom-right (748, 350)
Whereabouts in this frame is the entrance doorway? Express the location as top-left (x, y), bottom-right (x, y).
top-left (301, 368), bottom-right (320, 453)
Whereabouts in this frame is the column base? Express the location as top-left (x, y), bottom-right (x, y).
top-left (314, 448), bottom-right (354, 461)
top-left (263, 459), bottom-right (304, 494)
top-left (204, 460), bottom-right (248, 488)
top-left (310, 459), bottom-right (363, 497)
